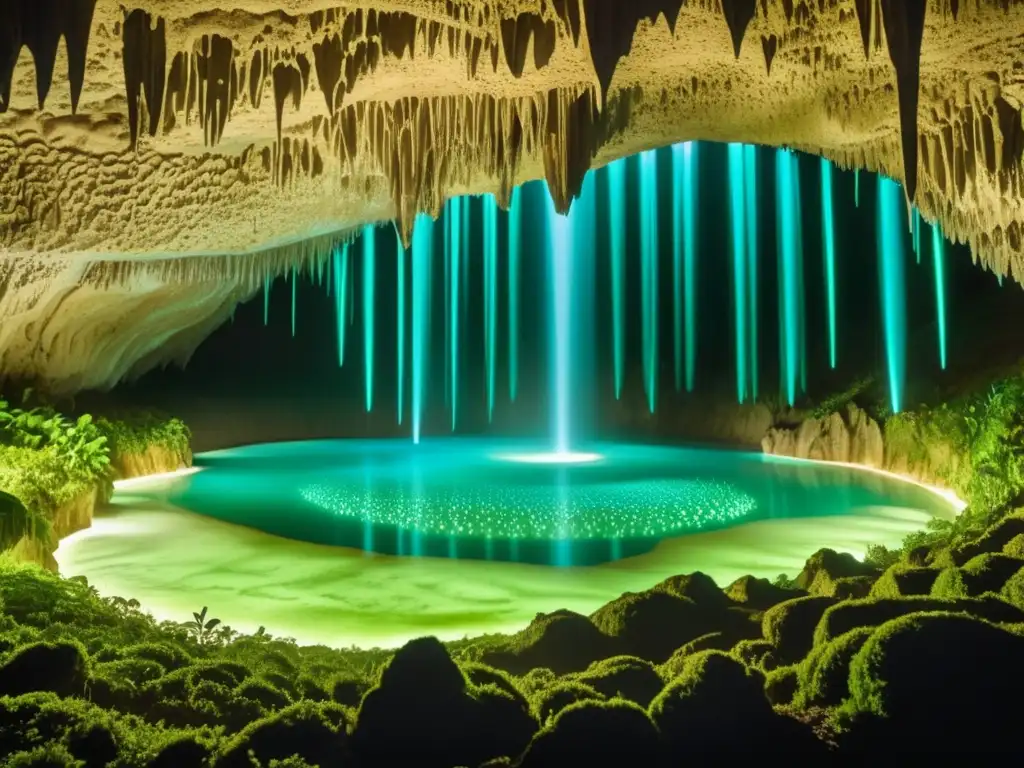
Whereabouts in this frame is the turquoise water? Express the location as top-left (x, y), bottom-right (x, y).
top-left (158, 439), bottom-right (953, 567)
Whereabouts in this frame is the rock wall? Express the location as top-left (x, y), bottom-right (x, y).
top-left (761, 402), bottom-right (966, 493)
top-left (7, 441), bottom-right (192, 571)
top-left (110, 444), bottom-right (192, 480)
top-left (8, 486), bottom-right (98, 572)
top-left (762, 403), bottom-right (885, 468)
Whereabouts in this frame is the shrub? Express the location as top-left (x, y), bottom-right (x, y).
top-left (471, 682), bottom-right (537, 762)
top-left (461, 662), bottom-right (522, 699)
top-left (589, 590), bottom-right (718, 663)
top-left (831, 576), bottom-right (875, 599)
top-left (236, 678), bottom-right (291, 711)
top-left (1002, 567), bottom-right (1024, 609)
top-left (842, 612), bottom-right (1024, 750)
top-left (725, 575), bottom-right (800, 609)
top-left (94, 658), bottom-right (166, 689)
top-left (793, 627), bottom-right (873, 709)
top-left (795, 549), bottom-right (876, 595)
top-left (869, 565), bottom-right (939, 599)
top-left (953, 511), bottom-right (1024, 562)
top-left (530, 681), bottom-right (605, 724)
top-left (812, 595), bottom-right (1024, 647)
top-left (731, 639), bottom-right (777, 670)
top-left (124, 642), bottom-right (193, 672)
top-left (1004, 533), bottom-right (1024, 558)
top-left (518, 699), bottom-right (660, 768)
top-left (652, 571), bottom-right (731, 609)
top-left (762, 596), bottom-right (838, 664)
top-left (931, 554), bottom-right (1021, 598)
top-left (764, 665), bottom-right (798, 706)
top-left (570, 656), bottom-right (664, 708)
top-left (657, 632), bottom-right (736, 679)
top-left (515, 667), bottom-right (556, 697)
top-left (353, 636), bottom-right (527, 768)
top-left (0, 641), bottom-right (89, 697)
top-left (217, 701), bottom-right (349, 768)
top-left (649, 650), bottom-right (821, 755)
top-left (6, 743), bottom-right (83, 768)
top-left (329, 676), bottom-right (368, 707)
top-left (480, 610), bottom-right (618, 675)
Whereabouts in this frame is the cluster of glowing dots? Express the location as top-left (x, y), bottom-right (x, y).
top-left (298, 478), bottom-right (757, 541)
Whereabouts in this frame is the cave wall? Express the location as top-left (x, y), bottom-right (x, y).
top-left (0, 0), bottom-right (1022, 393)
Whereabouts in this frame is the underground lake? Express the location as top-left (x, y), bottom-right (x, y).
top-left (55, 438), bottom-right (960, 647)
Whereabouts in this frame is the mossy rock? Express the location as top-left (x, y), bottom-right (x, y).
top-left (869, 565), bottom-right (939, 599)
top-left (657, 632), bottom-right (736, 679)
top-left (812, 595), bottom-right (1024, 647)
top-left (649, 650), bottom-right (822, 755)
top-left (6, 744), bottom-right (82, 768)
top-left (730, 639), bottom-right (777, 670)
top-left (530, 681), bottom-right (605, 724)
top-left (462, 662), bottom-right (522, 700)
top-left (725, 575), bottom-right (802, 610)
top-left (931, 554), bottom-right (1022, 599)
top-left (796, 548), bottom-right (877, 593)
top-left (149, 735), bottom-right (211, 768)
top-left (570, 656), bottom-right (664, 708)
top-left (652, 571), bottom-right (731, 609)
top-left (831, 575), bottom-right (875, 599)
top-left (762, 596), bottom-right (838, 664)
top-left (1003, 533), bottom-right (1024, 558)
top-left (518, 699), bottom-right (661, 768)
top-left (843, 612), bottom-right (1024, 750)
top-left (516, 668), bottom-right (557, 696)
top-left (792, 626), bottom-right (872, 709)
top-left (0, 641), bottom-right (89, 697)
top-left (217, 701), bottom-right (349, 768)
top-left (589, 590), bottom-right (719, 663)
top-left (480, 610), bottom-right (618, 675)
top-left (764, 665), bottom-right (799, 706)
top-left (962, 553), bottom-right (1024, 590)
top-left (953, 511), bottom-right (1024, 563)
top-left (1002, 567), bottom-right (1024, 610)
top-left (354, 636), bottom-right (536, 768)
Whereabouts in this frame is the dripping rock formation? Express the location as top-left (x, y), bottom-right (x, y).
top-left (0, 0), bottom-right (1023, 392)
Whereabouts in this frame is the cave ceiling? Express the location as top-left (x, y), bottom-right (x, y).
top-left (0, 0), bottom-right (1022, 393)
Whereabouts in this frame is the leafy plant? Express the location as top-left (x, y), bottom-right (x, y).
top-left (0, 399), bottom-right (111, 487)
top-left (183, 607), bottom-right (222, 646)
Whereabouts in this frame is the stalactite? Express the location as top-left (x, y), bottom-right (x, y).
top-left (122, 10), bottom-right (167, 148)
top-left (721, 0), bottom-right (758, 59)
top-left (879, 0), bottom-right (927, 201)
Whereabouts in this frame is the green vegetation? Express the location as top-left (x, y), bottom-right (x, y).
top-left (810, 376), bottom-right (874, 419)
top-left (4, 368), bottom-right (1024, 761)
top-left (94, 410), bottom-right (191, 461)
top-left (4, 513), bottom-right (1023, 763)
top-left (0, 394), bottom-right (190, 564)
top-left (882, 376), bottom-right (1024, 548)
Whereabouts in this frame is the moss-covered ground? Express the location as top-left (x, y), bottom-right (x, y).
top-left (4, 372), bottom-right (1024, 763)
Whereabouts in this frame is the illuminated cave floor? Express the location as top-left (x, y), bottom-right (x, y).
top-left (56, 440), bottom-right (958, 648)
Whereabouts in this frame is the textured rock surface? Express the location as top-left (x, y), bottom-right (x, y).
top-left (0, 1), bottom-right (1022, 391)
top-left (8, 442), bottom-right (189, 569)
top-left (761, 401), bottom-right (966, 492)
top-left (110, 443), bottom-right (193, 480)
top-left (9, 486), bottom-right (97, 570)
top-left (762, 403), bottom-right (885, 467)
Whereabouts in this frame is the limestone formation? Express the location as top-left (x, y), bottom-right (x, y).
top-left (0, 1), bottom-right (1022, 392)
top-left (762, 403), bottom-right (885, 467)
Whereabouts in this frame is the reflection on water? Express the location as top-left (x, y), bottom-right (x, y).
top-left (146, 439), bottom-right (954, 566)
